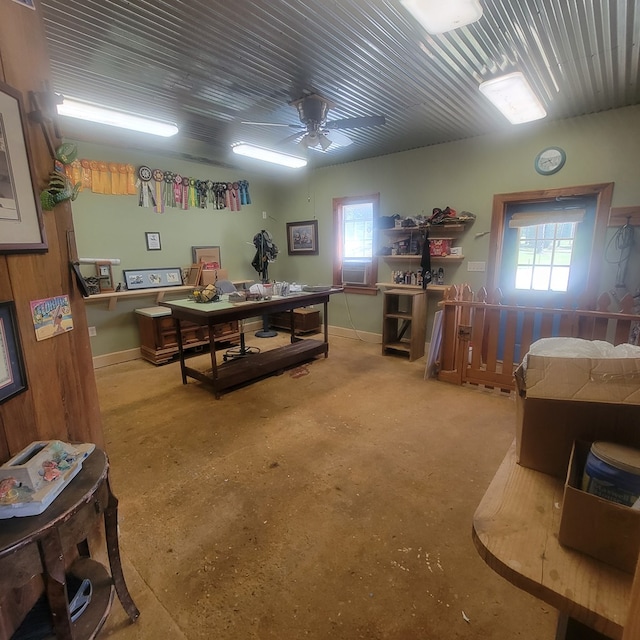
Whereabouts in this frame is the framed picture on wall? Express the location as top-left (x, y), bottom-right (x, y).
top-left (0, 300), bottom-right (28, 403)
top-left (145, 232), bottom-right (161, 251)
top-left (0, 81), bottom-right (47, 253)
top-left (286, 220), bottom-right (318, 255)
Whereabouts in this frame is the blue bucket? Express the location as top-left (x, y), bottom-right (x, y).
top-left (582, 441), bottom-right (640, 508)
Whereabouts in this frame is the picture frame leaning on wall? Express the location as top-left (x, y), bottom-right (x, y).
top-left (123, 267), bottom-right (184, 290)
top-left (0, 81), bottom-right (47, 253)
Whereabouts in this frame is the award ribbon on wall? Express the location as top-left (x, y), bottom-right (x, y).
top-left (152, 169), bottom-right (165, 213)
top-left (164, 171), bottom-right (176, 207)
top-left (181, 176), bottom-right (190, 209)
top-left (136, 165), bottom-right (155, 208)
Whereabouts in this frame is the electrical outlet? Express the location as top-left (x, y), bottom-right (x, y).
top-left (467, 261), bottom-right (486, 272)
top-left (88, 326), bottom-right (97, 337)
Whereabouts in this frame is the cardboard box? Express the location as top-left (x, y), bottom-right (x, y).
top-left (200, 268), bottom-right (228, 286)
top-left (558, 440), bottom-right (640, 574)
top-left (514, 354), bottom-right (640, 478)
top-left (429, 238), bottom-right (451, 257)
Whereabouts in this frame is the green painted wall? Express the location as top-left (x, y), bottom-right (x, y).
top-left (72, 105), bottom-right (640, 359)
top-left (273, 105), bottom-right (640, 335)
top-left (69, 141), bottom-right (280, 356)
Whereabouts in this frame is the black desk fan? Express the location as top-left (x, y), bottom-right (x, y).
top-left (252, 229), bottom-right (279, 338)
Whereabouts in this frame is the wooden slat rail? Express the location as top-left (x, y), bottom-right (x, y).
top-left (437, 286), bottom-right (639, 392)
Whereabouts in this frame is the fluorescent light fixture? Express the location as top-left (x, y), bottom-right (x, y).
top-left (479, 72), bottom-right (547, 124)
top-left (232, 143), bottom-right (307, 168)
top-left (400, 0), bottom-right (483, 34)
top-left (57, 97), bottom-right (178, 137)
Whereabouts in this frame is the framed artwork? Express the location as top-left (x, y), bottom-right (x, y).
top-left (0, 300), bottom-right (27, 403)
top-left (145, 232), bottom-right (161, 251)
top-left (123, 267), bottom-right (183, 290)
top-left (0, 81), bottom-right (47, 253)
top-left (192, 245), bottom-right (221, 268)
top-left (185, 263), bottom-right (203, 286)
top-left (286, 220), bottom-right (318, 255)
top-left (95, 262), bottom-right (115, 293)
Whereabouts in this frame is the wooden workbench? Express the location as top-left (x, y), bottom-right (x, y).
top-left (160, 289), bottom-right (342, 397)
top-left (472, 443), bottom-right (632, 639)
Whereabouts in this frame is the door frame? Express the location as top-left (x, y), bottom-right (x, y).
top-left (486, 183), bottom-right (614, 302)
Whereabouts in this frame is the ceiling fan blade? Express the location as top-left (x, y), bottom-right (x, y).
top-left (279, 131), bottom-right (306, 145)
top-left (324, 130), bottom-right (353, 147)
top-left (326, 115), bottom-right (386, 130)
top-left (241, 121), bottom-right (304, 129)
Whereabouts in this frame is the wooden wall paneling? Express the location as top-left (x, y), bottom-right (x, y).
top-left (0, 0), bottom-right (104, 456)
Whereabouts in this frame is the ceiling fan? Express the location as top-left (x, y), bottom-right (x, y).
top-left (242, 93), bottom-right (386, 152)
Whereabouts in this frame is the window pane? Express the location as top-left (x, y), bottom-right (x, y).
top-left (550, 266), bottom-right (570, 291)
top-left (343, 203), bottom-right (373, 258)
top-left (515, 223), bottom-right (576, 292)
top-left (515, 266), bottom-right (533, 289)
top-left (531, 266), bottom-right (551, 290)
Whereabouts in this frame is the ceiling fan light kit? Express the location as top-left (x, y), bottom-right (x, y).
top-left (231, 143), bottom-right (307, 168)
top-left (400, 0), bottom-right (483, 34)
top-left (57, 97), bottom-right (179, 137)
top-left (242, 93), bottom-right (386, 153)
top-left (478, 72), bottom-right (547, 124)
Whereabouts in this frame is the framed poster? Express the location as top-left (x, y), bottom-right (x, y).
top-left (30, 295), bottom-right (74, 341)
top-left (0, 301), bottom-right (27, 403)
top-left (123, 267), bottom-right (183, 290)
top-left (286, 220), bottom-right (318, 255)
top-left (0, 81), bottom-right (47, 253)
top-left (145, 232), bottom-right (161, 251)
top-left (192, 246), bottom-right (221, 268)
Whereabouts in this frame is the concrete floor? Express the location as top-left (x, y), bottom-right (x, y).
top-left (97, 333), bottom-right (556, 639)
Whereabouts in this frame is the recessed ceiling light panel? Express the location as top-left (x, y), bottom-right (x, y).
top-left (231, 143), bottom-right (307, 168)
top-left (479, 72), bottom-right (547, 124)
top-left (401, 0), bottom-right (483, 34)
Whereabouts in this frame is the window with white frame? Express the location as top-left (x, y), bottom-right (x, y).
top-left (510, 210), bottom-right (584, 293)
top-left (333, 193), bottom-right (379, 292)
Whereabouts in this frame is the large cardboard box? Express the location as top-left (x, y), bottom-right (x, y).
top-left (558, 440), bottom-right (640, 574)
top-left (514, 354), bottom-right (640, 478)
top-left (200, 268), bottom-right (228, 286)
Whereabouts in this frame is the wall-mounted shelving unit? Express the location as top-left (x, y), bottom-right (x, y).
top-left (377, 221), bottom-right (471, 289)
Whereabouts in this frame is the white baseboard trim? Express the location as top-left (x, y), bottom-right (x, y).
top-left (329, 325), bottom-right (382, 343)
top-left (93, 348), bottom-right (141, 369)
top-left (91, 324), bottom-right (384, 369)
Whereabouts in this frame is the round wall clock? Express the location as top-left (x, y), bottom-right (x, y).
top-left (534, 147), bottom-right (566, 175)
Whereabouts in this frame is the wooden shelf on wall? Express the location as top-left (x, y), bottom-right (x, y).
top-left (379, 254), bottom-right (464, 262)
top-left (376, 282), bottom-right (448, 294)
top-left (84, 280), bottom-right (254, 311)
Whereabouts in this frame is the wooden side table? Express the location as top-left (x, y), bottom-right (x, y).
top-left (473, 442), bottom-right (632, 639)
top-left (0, 448), bottom-right (139, 639)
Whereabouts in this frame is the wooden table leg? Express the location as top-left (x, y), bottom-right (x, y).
top-left (323, 300), bottom-right (329, 357)
top-left (40, 528), bottom-right (73, 639)
top-left (174, 318), bottom-right (187, 384)
top-left (104, 476), bottom-right (140, 622)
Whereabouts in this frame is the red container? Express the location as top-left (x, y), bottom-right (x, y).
top-left (429, 238), bottom-right (451, 257)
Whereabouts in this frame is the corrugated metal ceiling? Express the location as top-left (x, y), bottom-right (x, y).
top-left (38, 0), bottom-right (640, 170)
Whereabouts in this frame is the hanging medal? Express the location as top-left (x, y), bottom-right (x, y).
top-left (225, 182), bottom-right (233, 209)
top-left (173, 174), bottom-right (182, 206)
top-left (136, 165), bottom-right (155, 208)
top-left (108, 163), bottom-right (120, 194)
top-left (164, 171), bottom-right (176, 207)
top-left (181, 176), bottom-right (190, 209)
top-left (239, 179), bottom-right (251, 205)
top-left (126, 164), bottom-right (137, 194)
top-left (229, 182), bottom-right (240, 211)
top-left (206, 180), bottom-right (214, 208)
top-left (152, 169), bottom-right (165, 213)
top-left (98, 161), bottom-right (111, 194)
